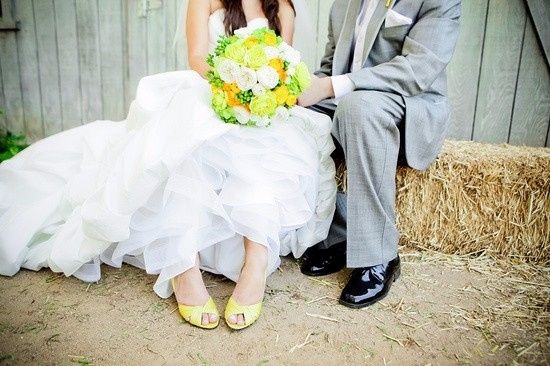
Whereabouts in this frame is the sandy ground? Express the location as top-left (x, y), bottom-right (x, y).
top-left (0, 250), bottom-right (548, 366)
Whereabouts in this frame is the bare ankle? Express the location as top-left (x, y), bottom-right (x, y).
top-left (243, 256), bottom-right (267, 272)
top-left (173, 266), bottom-right (210, 306)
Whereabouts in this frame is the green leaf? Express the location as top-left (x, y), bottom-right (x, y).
top-left (0, 129), bottom-right (29, 162)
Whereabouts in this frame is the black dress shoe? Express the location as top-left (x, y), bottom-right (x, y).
top-left (339, 256), bottom-right (401, 309)
top-left (300, 242), bottom-right (346, 276)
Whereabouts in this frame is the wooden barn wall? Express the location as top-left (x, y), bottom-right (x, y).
top-left (0, 0), bottom-right (548, 146)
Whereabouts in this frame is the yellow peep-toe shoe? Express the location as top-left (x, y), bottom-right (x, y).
top-left (224, 268), bottom-right (267, 330)
top-left (224, 295), bottom-right (263, 330)
top-left (171, 278), bottom-right (219, 329)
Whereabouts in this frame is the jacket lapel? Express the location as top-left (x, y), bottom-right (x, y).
top-left (332, 0), bottom-right (362, 75)
top-left (360, 0), bottom-right (396, 63)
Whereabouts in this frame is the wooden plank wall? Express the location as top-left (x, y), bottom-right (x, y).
top-left (0, 0), bottom-right (549, 147)
top-left (446, 0), bottom-right (549, 147)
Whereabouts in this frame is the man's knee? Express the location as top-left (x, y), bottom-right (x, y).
top-left (335, 91), bottom-right (400, 132)
top-left (338, 90), bottom-right (385, 109)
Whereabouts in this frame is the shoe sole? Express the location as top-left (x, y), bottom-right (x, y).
top-left (300, 265), bottom-right (345, 277)
top-left (338, 266), bottom-right (401, 309)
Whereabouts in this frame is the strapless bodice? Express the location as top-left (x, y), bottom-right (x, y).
top-left (208, 9), bottom-right (269, 51)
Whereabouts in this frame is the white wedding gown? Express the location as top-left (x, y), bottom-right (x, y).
top-left (0, 10), bottom-right (336, 298)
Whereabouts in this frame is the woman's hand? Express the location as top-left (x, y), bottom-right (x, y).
top-left (298, 75), bottom-right (335, 107)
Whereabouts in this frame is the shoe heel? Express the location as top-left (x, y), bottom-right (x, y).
top-left (393, 266), bottom-right (401, 282)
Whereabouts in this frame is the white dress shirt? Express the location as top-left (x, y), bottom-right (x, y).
top-left (331, 0), bottom-right (381, 99)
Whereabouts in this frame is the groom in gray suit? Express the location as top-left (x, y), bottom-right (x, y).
top-left (299, 0), bottom-right (461, 308)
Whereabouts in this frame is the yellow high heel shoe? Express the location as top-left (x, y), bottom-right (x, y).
top-left (224, 296), bottom-right (263, 330)
top-left (224, 269), bottom-right (267, 330)
top-left (171, 278), bottom-right (219, 329)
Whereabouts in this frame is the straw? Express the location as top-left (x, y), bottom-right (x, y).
top-left (336, 140), bottom-right (550, 263)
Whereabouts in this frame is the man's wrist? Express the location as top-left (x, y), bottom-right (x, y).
top-left (330, 75), bottom-right (355, 99)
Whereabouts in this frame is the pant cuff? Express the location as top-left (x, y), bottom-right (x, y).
top-left (321, 235), bottom-right (346, 249)
top-left (346, 250), bottom-right (399, 268)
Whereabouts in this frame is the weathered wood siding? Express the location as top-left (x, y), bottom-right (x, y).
top-left (0, 0), bottom-right (549, 146)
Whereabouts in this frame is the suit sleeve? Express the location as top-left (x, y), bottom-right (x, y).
top-left (314, 2), bottom-right (337, 77)
top-left (347, 0), bottom-right (461, 97)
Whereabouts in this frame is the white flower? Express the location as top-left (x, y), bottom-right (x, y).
top-left (217, 59), bottom-right (238, 83)
top-left (280, 43), bottom-right (301, 66)
top-left (264, 46), bottom-right (280, 60)
top-left (251, 116), bottom-right (271, 127)
top-left (251, 115), bottom-right (270, 127)
top-left (286, 65), bottom-right (296, 76)
top-left (235, 66), bottom-right (257, 91)
top-left (256, 66), bottom-right (279, 90)
top-left (234, 26), bottom-right (252, 38)
top-left (233, 106), bottom-right (251, 125)
top-left (273, 106), bottom-right (290, 123)
top-left (252, 83), bottom-right (266, 95)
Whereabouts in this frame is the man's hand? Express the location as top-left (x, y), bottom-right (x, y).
top-left (298, 75), bottom-right (335, 107)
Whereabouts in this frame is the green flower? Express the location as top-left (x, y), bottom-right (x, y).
top-left (249, 91), bottom-right (277, 116)
top-left (236, 90), bottom-right (253, 104)
top-left (206, 70), bottom-right (224, 88)
top-left (206, 53), bottom-right (215, 67)
top-left (218, 107), bottom-right (236, 123)
top-left (287, 78), bottom-right (301, 95)
top-left (294, 62), bottom-right (311, 92)
top-left (251, 27), bottom-right (269, 39)
top-left (244, 45), bottom-right (268, 70)
top-left (224, 41), bottom-right (246, 63)
top-left (211, 90), bottom-right (238, 123)
top-left (251, 27), bottom-right (282, 46)
top-left (211, 90), bottom-right (228, 112)
top-left (214, 35), bottom-right (233, 56)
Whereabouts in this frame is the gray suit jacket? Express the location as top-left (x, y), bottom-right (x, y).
top-left (316, 0), bottom-right (461, 170)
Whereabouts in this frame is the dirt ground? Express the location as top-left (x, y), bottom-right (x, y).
top-left (0, 250), bottom-right (548, 366)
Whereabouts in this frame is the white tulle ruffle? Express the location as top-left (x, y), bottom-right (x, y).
top-left (0, 71), bottom-right (336, 298)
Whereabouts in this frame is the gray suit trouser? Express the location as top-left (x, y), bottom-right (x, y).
top-left (310, 90), bottom-right (406, 268)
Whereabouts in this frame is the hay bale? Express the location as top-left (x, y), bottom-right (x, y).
top-left (336, 140), bottom-right (550, 263)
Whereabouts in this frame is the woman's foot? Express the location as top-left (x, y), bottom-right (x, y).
top-left (173, 262), bottom-right (218, 326)
top-left (227, 240), bottom-right (268, 326)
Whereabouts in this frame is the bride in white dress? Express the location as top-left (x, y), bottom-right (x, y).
top-left (0, 0), bottom-right (335, 329)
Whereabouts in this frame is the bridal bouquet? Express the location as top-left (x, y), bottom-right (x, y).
top-left (206, 27), bottom-right (311, 127)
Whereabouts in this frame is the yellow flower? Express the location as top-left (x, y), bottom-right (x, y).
top-left (244, 36), bottom-right (259, 48)
top-left (268, 58), bottom-right (286, 83)
top-left (268, 58), bottom-right (286, 81)
top-left (265, 33), bottom-right (277, 46)
top-left (269, 58), bottom-right (284, 72)
top-left (221, 83), bottom-right (240, 107)
top-left (223, 83), bottom-right (240, 94)
top-left (286, 94), bottom-right (297, 107)
top-left (274, 85), bottom-right (289, 105)
top-left (227, 92), bottom-right (241, 107)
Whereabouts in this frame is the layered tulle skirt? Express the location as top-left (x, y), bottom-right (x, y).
top-left (0, 71), bottom-right (336, 298)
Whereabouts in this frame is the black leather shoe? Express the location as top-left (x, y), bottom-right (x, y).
top-left (339, 256), bottom-right (401, 309)
top-left (300, 242), bottom-right (346, 276)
